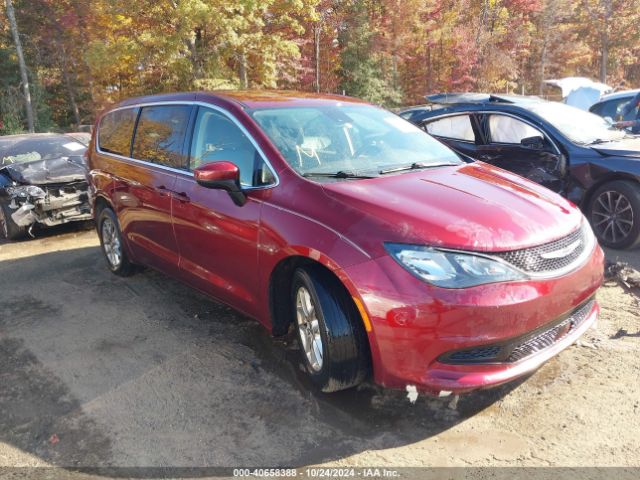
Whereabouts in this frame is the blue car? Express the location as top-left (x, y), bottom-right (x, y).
top-left (400, 93), bottom-right (640, 250)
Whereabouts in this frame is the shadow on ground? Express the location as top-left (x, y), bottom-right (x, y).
top-left (0, 221), bottom-right (94, 247)
top-left (0, 244), bottom-right (521, 474)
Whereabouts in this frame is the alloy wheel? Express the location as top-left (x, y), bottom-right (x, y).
top-left (295, 286), bottom-right (324, 372)
top-left (591, 190), bottom-right (634, 245)
top-left (101, 217), bottom-right (122, 268)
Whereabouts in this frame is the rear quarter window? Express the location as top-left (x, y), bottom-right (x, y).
top-left (98, 108), bottom-right (139, 156)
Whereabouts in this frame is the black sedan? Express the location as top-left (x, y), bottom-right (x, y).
top-left (0, 133), bottom-right (92, 240)
top-left (400, 94), bottom-right (640, 250)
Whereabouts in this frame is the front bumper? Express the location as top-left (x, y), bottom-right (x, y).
top-left (8, 182), bottom-right (92, 228)
top-left (343, 244), bottom-right (604, 395)
top-left (422, 299), bottom-right (598, 394)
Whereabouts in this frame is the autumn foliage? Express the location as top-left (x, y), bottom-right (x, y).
top-left (0, 0), bottom-right (639, 133)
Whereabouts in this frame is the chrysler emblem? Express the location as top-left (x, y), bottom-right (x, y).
top-left (540, 240), bottom-right (582, 260)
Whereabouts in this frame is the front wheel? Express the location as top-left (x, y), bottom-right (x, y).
top-left (291, 266), bottom-right (370, 392)
top-left (588, 180), bottom-right (640, 250)
top-left (0, 200), bottom-right (26, 240)
top-left (97, 208), bottom-right (136, 276)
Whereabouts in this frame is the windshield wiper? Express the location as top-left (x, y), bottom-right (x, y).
top-left (379, 161), bottom-right (457, 175)
top-left (302, 170), bottom-right (376, 179)
top-left (588, 138), bottom-right (617, 145)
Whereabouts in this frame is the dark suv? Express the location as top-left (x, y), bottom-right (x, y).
top-left (400, 94), bottom-right (640, 250)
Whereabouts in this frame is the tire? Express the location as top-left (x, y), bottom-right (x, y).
top-left (587, 180), bottom-right (640, 250)
top-left (97, 207), bottom-right (136, 276)
top-left (0, 200), bottom-right (26, 241)
top-left (291, 265), bottom-right (370, 392)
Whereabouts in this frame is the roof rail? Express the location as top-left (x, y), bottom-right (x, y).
top-left (424, 93), bottom-right (535, 105)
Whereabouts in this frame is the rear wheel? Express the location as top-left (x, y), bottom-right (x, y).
top-left (588, 180), bottom-right (640, 250)
top-left (0, 200), bottom-right (26, 241)
top-left (291, 266), bottom-right (369, 392)
top-left (98, 208), bottom-right (136, 276)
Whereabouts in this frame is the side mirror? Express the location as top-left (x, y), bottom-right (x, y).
top-left (194, 161), bottom-right (246, 206)
top-left (521, 135), bottom-right (545, 150)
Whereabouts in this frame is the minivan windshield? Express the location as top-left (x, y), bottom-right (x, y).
top-left (526, 102), bottom-right (627, 145)
top-left (249, 105), bottom-right (461, 177)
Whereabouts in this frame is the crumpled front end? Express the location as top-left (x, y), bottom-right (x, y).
top-left (5, 181), bottom-right (92, 232)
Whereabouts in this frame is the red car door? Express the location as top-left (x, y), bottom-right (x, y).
top-left (120, 104), bottom-right (192, 275)
top-left (171, 105), bottom-right (277, 318)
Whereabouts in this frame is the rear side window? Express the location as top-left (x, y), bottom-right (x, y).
top-left (98, 108), bottom-right (138, 156)
top-left (425, 115), bottom-right (475, 141)
top-left (132, 105), bottom-right (191, 169)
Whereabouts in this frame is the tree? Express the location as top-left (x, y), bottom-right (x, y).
top-left (2, 0), bottom-right (640, 132)
top-left (4, 0), bottom-right (34, 132)
top-left (338, 0), bottom-right (402, 106)
top-left (577, 0), bottom-right (640, 84)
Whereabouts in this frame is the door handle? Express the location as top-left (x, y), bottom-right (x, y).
top-left (156, 185), bottom-right (171, 197)
top-left (171, 191), bottom-right (191, 203)
top-left (479, 154), bottom-right (498, 161)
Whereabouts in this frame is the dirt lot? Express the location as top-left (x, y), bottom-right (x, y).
top-left (0, 224), bottom-right (638, 476)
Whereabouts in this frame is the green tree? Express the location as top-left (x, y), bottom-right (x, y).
top-left (338, 0), bottom-right (401, 106)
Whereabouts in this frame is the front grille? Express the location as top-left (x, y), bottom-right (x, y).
top-left (494, 224), bottom-right (588, 274)
top-left (506, 299), bottom-right (594, 362)
top-left (448, 345), bottom-right (502, 363)
top-left (440, 299), bottom-right (595, 365)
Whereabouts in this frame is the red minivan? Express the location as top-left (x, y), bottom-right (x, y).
top-left (87, 91), bottom-right (604, 395)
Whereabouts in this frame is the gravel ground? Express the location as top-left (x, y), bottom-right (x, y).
top-left (0, 224), bottom-right (638, 477)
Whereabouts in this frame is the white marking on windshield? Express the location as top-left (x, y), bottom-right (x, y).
top-left (343, 123), bottom-right (355, 156)
top-left (63, 142), bottom-right (85, 152)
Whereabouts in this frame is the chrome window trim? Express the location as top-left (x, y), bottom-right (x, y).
top-left (96, 101), bottom-right (280, 190)
top-left (421, 110), bottom-right (563, 156)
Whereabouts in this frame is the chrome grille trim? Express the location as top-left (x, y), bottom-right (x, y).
top-left (491, 222), bottom-right (595, 278)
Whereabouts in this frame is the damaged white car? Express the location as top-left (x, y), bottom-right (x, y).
top-left (0, 133), bottom-right (92, 240)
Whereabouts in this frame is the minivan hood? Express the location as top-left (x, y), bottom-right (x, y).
top-left (592, 137), bottom-right (640, 158)
top-left (321, 162), bottom-right (583, 255)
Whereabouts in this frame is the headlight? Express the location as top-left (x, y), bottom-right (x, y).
top-left (385, 243), bottom-right (525, 288)
top-left (5, 185), bottom-right (46, 198)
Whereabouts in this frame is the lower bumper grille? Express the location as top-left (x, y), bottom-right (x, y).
top-left (505, 300), bottom-right (593, 362)
top-left (440, 299), bottom-right (595, 365)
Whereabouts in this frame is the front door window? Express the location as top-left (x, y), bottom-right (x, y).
top-left (190, 108), bottom-right (275, 187)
